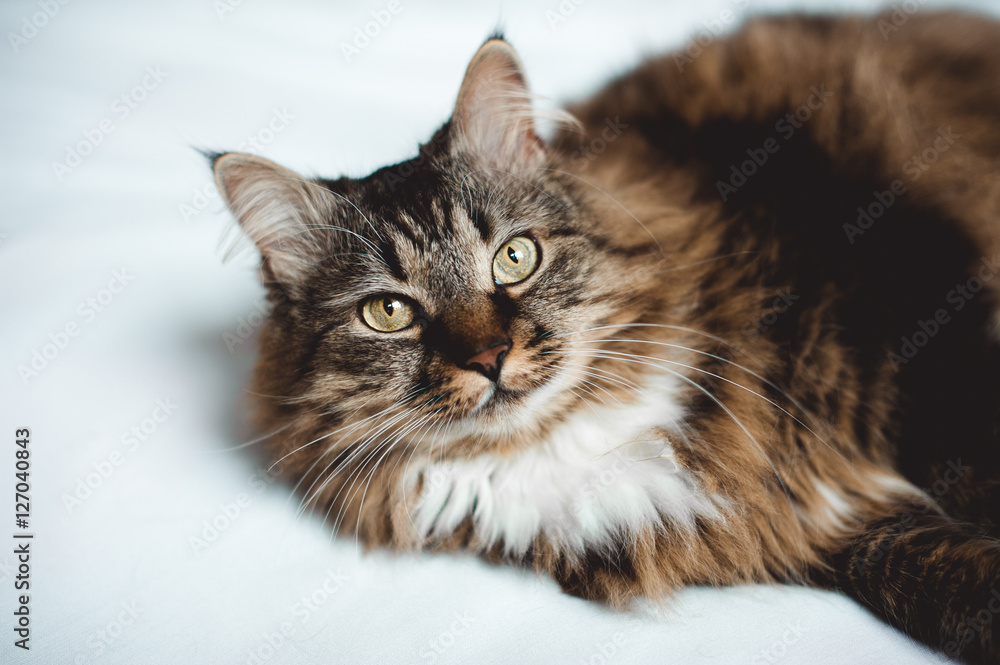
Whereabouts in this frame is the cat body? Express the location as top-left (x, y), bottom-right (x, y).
top-left (213, 12), bottom-right (1000, 663)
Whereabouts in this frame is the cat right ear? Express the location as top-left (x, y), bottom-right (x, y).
top-left (212, 152), bottom-right (332, 287)
top-left (451, 37), bottom-right (547, 173)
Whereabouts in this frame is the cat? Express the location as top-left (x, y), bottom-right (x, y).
top-left (211, 11), bottom-right (1000, 663)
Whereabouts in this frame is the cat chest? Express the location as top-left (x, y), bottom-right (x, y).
top-left (410, 383), bottom-right (723, 554)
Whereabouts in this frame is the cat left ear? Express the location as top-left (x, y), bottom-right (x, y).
top-left (212, 152), bottom-right (333, 287)
top-left (451, 37), bottom-right (546, 173)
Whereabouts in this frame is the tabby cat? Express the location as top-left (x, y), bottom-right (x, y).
top-left (211, 11), bottom-right (1000, 663)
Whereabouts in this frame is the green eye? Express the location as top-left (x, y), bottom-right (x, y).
top-left (492, 236), bottom-right (539, 285)
top-left (361, 295), bottom-right (415, 332)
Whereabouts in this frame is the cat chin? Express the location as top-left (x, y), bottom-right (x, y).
top-left (424, 389), bottom-right (572, 456)
top-left (433, 363), bottom-right (577, 442)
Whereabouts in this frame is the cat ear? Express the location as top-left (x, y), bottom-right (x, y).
top-left (213, 152), bottom-right (333, 286)
top-left (451, 38), bottom-right (546, 172)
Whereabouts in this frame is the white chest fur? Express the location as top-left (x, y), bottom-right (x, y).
top-left (409, 377), bottom-right (724, 555)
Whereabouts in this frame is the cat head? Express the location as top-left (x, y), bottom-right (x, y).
top-left (213, 38), bottom-right (664, 451)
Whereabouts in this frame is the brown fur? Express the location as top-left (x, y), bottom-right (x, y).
top-left (213, 11), bottom-right (1000, 663)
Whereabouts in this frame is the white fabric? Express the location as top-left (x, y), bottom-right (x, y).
top-left (3, 0), bottom-right (992, 662)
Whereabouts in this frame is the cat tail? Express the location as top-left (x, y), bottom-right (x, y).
top-left (826, 503), bottom-right (1000, 664)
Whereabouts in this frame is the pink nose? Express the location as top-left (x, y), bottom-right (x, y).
top-left (464, 342), bottom-right (510, 382)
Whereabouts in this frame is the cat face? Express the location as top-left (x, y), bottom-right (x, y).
top-left (317, 168), bottom-right (627, 438)
top-left (214, 39), bottom-right (653, 450)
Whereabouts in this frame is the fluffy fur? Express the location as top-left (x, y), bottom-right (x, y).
top-left (212, 11), bottom-right (1000, 663)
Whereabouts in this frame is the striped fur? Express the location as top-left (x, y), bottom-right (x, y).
top-left (214, 12), bottom-right (1000, 663)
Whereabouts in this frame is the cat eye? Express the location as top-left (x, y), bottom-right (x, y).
top-left (360, 295), bottom-right (416, 332)
top-left (492, 236), bottom-right (539, 285)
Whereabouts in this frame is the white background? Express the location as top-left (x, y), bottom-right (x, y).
top-left (2, 0), bottom-right (997, 663)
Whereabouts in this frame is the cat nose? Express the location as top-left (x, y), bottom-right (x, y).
top-left (463, 341), bottom-right (510, 382)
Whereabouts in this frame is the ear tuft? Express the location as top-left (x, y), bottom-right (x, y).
top-left (213, 153), bottom-right (333, 286)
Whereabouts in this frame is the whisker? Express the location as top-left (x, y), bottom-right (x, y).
top-left (275, 381), bottom-right (439, 482)
top-left (554, 357), bottom-right (644, 395)
top-left (567, 385), bottom-right (605, 413)
top-left (330, 407), bottom-right (439, 541)
top-left (270, 397), bottom-right (409, 473)
top-left (566, 338), bottom-right (843, 462)
top-left (396, 409), bottom-right (458, 532)
top-left (301, 403), bottom-right (425, 522)
top-left (556, 322), bottom-right (774, 374)
top-left (318, 393), bottom-right (443, 522)
top-left (569, 348), bottom-right (796, 509)
top-left (204, 420), bottom-right (296, 453)
top-left (347, 409), bottom-right (442, 549)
